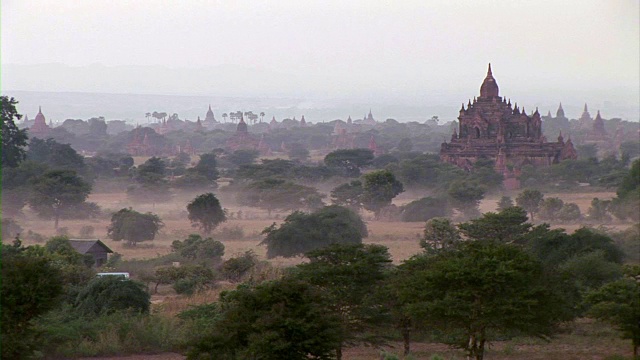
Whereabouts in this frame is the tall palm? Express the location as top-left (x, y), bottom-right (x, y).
top-left (260, 112), bottom-right (265, 123)
top-left (222, 113), bottom-right (228, 123)
top-left (145, 112), bottom-right (151, 123)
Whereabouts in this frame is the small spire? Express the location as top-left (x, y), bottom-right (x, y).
top-left (460, 103), bottom-right (465, 111)
top-left (487, 63), bottom-right (492, 76)
top-left (38, 106), bottom-right (42, 114)
top-left (584, 103), bottom-right (588, 112)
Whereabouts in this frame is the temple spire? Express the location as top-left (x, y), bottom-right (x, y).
top-left (487, 63), bottom-right (492, 76)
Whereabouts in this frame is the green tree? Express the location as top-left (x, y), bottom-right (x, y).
top-left (171, 234), bottom-right (225, 261)
top-left (187, 193), bottom-right (227, 235)
top-left (220, 250), bottom-right (258, 283)
top-left (74, 276), bottom-right (150, 317)
top-left (496, 195), bottom-right (514, 211)
top-left (261, 205), bottom-right (367, 258)
top-left (585, 278), bottom-right (640, 357)
top-left (587, 197), bottom-right (612, 222)
top-left (324, 148), bottom-right (374, 177)
top-left (400, 196), bottom-right (450, 222)
top-left (227, 149), bottom-right (259, 167)
top-left (330, 180), bottom-right (364, 211)
top-left (420, 217), bottom-right (461, 252)
top-left (27, 138), bottom-right (86, 174)
top-left (458, 206), bottom-right (531, 244)
top-left (238, 178), bottom-right (324, 217)
top-left (292, 244), bottom-right (392, 360)
top-left (539, 197), bottom-right (565, 221)
top-left (288, 142), bottom-right (310, 162)
top-left (447, 179), bottom-right (485, 219)
top-left (192, 152), bottom-right (220, 181)
top-left (516, 188), bottom-right (544, 221)
top-left (28, 169), bottom-right (92, 229)
top-left (361, 169), bottom-right (404, 219)
top-left (107, 208), bottom-right (163, 246)
top-left (183, 279), bottom-right (341, 360)
top-left (1, 96), bottom-right (29, 168)
top-left (1, 241), bottom-right (64, 359)
top-left (557, 202), bottom-right (582, 222)
top-left (397, 241), bottom-right (566, 360)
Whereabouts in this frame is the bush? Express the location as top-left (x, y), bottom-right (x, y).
top-left (218, 225), bottom-right (245, 239)
top-left (74, 276), bottom-right (150, 317)
top-left (401, 196), bottom-right (450, 222)
top-left (221, 251), bottom-right (258, 282)
top-left (37, 307), bottom-right (181, 358)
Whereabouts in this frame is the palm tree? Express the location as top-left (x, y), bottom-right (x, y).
top-left (145, 112), bottom-right (151, 123)
top-left (260, 112), bottom-right (265, 123)
top-left (222, 113), bottom-right (228, 123)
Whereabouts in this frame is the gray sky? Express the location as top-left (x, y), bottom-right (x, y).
top-left (1, 0), bottom-right (639, 119)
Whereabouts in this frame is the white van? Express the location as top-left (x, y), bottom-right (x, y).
top-left (96, 272), bottom-right (130, 279)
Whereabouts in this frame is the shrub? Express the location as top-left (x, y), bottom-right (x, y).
top-left (221, 251), bottom-right (258, 282)
top-left (401, 196), bottom-right (450, 222)
top-left (218, 225), bottom-right (245, 240)
top-left (74, 276), bottom-right (150, 317)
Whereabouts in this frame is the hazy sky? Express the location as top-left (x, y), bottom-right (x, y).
top-left (2, 0), bottom-right (639, 113)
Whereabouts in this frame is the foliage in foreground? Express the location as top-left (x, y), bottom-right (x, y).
top-left (396, 240), bottom-right (568, 360)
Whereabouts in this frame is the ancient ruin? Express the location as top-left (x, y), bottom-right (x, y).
top-left (440, 64), bottom-right (577, 189)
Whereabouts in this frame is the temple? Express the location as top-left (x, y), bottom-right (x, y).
top-left (225, 114), bottom-right (259, 151)
top-left (29, 106), bottom-right (51, 138)
top-left (440, 64), bottom-right (577, 188)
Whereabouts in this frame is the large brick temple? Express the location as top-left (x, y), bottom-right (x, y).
top-left (440, 64), bottom-right (577, 189)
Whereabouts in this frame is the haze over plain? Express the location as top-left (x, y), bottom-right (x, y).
top-left (1, 0), bottom-right (638, 122)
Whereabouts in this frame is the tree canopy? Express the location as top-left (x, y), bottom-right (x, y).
top-left (361, 169), bottom-right (404, 218)
top-left (260, 205), bottom-right (367, 258)
top-left (187, 193), bottom-right (227, 235)
top-left (1, 96), bottom-right (28, 168)
top-left (324, 148), bottom-right (374, 177)
top-left (107, 208), bottom-right (164, 246)
top-left (28, 169), bottom-right (92, 229)
top-left (397, 241), bottom-right (566, 360)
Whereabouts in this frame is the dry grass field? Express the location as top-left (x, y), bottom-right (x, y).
top-left (18, 188), bottom-right (624, 264)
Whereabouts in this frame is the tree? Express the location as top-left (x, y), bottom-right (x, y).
top-left (539, 197), bottom-right (565, 221)
top-left (557, 202), bottom-right (582, 222)
top-left (182, 279), bottom-right (341, 360)
top-left (585, 278), bottom-right (640, 357)
top-left (324, 148), bottom-right (374, 177)
top-left (171, 234), bottom-right (225, 261)
top-left (74, 276), bottom-right (150, 317)
top-left (261, 205), bottom-right (367, 258)
top-left (227, 149), bottom-right (259, 167)
top-left (1, 96), bottom-right (28, 168)
top-left (187, 193), bottom-right (227, 235)
top-left (361, 169), bottom-right (404, 219)
top-left (28, 170), bottom-right (92, 229)
top-left (107, 208), bottom-right (163, 246)
top-left (220, 250), bottom-right (259, 283)
top-left (1, 240), bottom-right (64, 359)
top-left (330, 180), bottom-right (364, 211)
top-left (288, 142), bottom-right (310, 162)
top-left (397, 241), bottom-right (566, 360)
top-left (587, 197), bottom-right (612, 222)
top-left (516, 188), bottom-right (544, 221)
top-left (496, 195), bottom-right (514, 211)
top-left (400, 196), bottom-right (450, 222)
top-left (238, 178), bottom-right (324, 217)
top-left (27, 138), bottom-right (86, 174)
top-left (447, 179), bottom-right (485, 219)
top-left (292, 244), bottom-right (393, 360)
top-left (420, 217), bottom-right (461, 252)
top-left (458, 206), bottom-right (532, 244)
top-left (222, 112), bottom-right (228, 122)
top-left (192, 152), bottom-right (220, 181)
